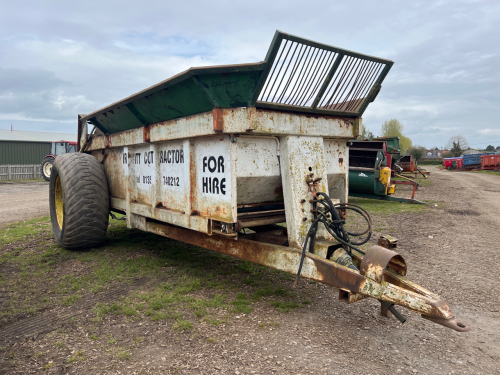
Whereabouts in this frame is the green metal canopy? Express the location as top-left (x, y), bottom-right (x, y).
top-left (81, 31), bottom-right (394, 135)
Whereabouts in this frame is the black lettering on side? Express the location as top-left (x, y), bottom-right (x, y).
top-left (213, 178), bottom-right (219, 194)
top-left (218, 156), bottom-right (224, 173)
top-left (220, 178), bottom-right (226, 195)
top-left (208, 156), bottom-right (216, 173)
top-left (203, 157), bottom-right (207, 172)
top-left (180, 150), bottom-right (184, 163)
top-left (202, 177), bottom-right (208, 193)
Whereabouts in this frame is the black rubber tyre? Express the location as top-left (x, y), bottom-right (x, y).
top-left (41, 157), bottom-right (55, 181)
top-left (49, 153), bottom-right (109, 250)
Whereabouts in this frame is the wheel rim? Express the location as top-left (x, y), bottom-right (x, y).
top-left (55, 175), bottom-right (64, 229)
top-left (44, 162), bottom-right (52, 177)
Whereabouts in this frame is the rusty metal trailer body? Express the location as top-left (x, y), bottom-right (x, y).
top-left (481, 154), bottom-right (500, 170)
top-left (59, 31), bottom-right (467, 332)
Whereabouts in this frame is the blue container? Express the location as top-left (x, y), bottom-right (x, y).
top-left (463, 153), bottom-right (494, 169)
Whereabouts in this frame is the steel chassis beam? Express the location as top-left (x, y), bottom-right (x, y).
top-left (134, 216), bottom-right (469, 332)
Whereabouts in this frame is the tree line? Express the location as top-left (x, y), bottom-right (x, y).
top-left (360, 119), bottom-right (498, 162)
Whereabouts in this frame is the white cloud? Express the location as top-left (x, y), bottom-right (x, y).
top-left (478, 128), bottom-right (500, 136)
top-left (0, 0), bottom-right (499, 147)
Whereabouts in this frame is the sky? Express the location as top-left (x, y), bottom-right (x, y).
top-left (0, 0), bottom-right (499, 149)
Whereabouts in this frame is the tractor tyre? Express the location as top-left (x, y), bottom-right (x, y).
top-left (41, 157), bottom-right (55, 181)
top-left (49, 153), bottom-right (109, 250)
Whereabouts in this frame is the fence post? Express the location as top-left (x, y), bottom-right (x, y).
top-left (33, 164), bottom-right (36, 179)
top-left (7, 165), bottom-right (11, 180)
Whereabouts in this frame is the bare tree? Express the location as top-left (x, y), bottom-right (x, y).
top-left (446, 135), bottom-right (469, 157)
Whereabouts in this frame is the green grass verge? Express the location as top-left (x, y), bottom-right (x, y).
top-left (348, 197), bottom-right (432, 216)
top-left (466, 170), bottom-right (500, 176)
top-left (0, 215), bottom-right (311, 329)
top-left (0, 179), bottom-right (46, 184)
top-left (0, 216), bottom-right (51, 247)
top-left (418, 161), bottom-right (443, 165)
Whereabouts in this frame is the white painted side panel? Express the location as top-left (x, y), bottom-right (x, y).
top-left (157, 140), bottom-right (189, 212)
top-left (192, 136), bottom-right (235, 221)
top-left (323, 139), bottom-right (348, 175)
top-left (131, 144), bottom-right (156, 206)
top-left (236, 137), bottom-right (280, 177)
top-left (279, 136), bottom-right (331, 249)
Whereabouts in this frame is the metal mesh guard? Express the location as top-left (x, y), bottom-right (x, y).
top-left (254, 31), bottom-right (393, 117)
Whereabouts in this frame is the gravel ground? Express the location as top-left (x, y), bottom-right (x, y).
top-left (0, 181), bottom-right (49, 225)
top-left (1, 167), bottom-right (499, 374)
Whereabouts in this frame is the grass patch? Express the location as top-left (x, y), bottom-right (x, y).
top-left (0, 179), bottom-right (46, 184)
top-left (252, 286), bottom-right (288, 301)
top-left (258, 321), bottom-right (280, 328)
top-left (42, 362), bottom-right (55, 370)
top-left (55, 341), bottom-right (64, 349)
top-left (418, 161), bottom-right (443, 165)
top-left (117, 351), bottom-right (130, 360)
top-left (68, 350), bottom-right (86, 363)
top-left (230, 293), bottom-right (252, 314)
top-left (1, 215), bottom-right (312, 332)
top-left (467, 170), bottom-right (500, 176)
top-left (270, 301), bottom-right (300, 312)
top-left (62, 294), bottom-right (81, 306)
top-left (173, 319), bottom-right (193, 331)
top-left (0, 216), bottom-right (51, 247)
top-left (348, 197), bottom-right (430, 216)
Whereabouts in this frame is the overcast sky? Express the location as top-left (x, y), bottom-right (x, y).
top-left (1, 0), bottom-right (499, 149)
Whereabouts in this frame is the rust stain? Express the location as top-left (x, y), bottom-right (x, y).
top-left (189, 148), bottom-right (197, 216)
top-left (143, 126), bottom-right (151, 143)
top-left (360, 246), bottom-right (407, 283)
top-left (213, 108), bottom-right (223, 133)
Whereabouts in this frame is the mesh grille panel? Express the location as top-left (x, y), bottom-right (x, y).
top-left (258, 40), bottom-right (339, 107)
top-left (255, 32), bottom-right (393, 116)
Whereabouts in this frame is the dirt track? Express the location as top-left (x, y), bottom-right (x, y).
top-left (0, 182), bottom-right (49, 225)
top-left (0, 167), bottom-right (499, 374)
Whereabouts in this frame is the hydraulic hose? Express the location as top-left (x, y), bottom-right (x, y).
top-left (294, 192), bottom-right (372, 285)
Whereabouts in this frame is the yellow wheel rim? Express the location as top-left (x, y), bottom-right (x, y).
top-left (55, 175), bottom-right (64, 229)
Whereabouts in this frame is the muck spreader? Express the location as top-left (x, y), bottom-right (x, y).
top-left (48, 31), bottom-right (470, 333)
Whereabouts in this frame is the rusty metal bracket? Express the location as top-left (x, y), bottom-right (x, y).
top-left (360, 245), bottom-right (406, 283)
top-left (306, 173), bottom-right (322, 199)
top-left (378, 235), bottom-right (398, 249)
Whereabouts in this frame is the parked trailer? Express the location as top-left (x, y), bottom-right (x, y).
top-left (462, 153), bottom-right (492, 170)
top-left (444, 157), bottom-right (463, 170)
top-left (49, 31), bottom-right (469, 333)
top-left (399, 155), bottom-right (415, 172)
top-left (481, 154), bottom-right (500, 170)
